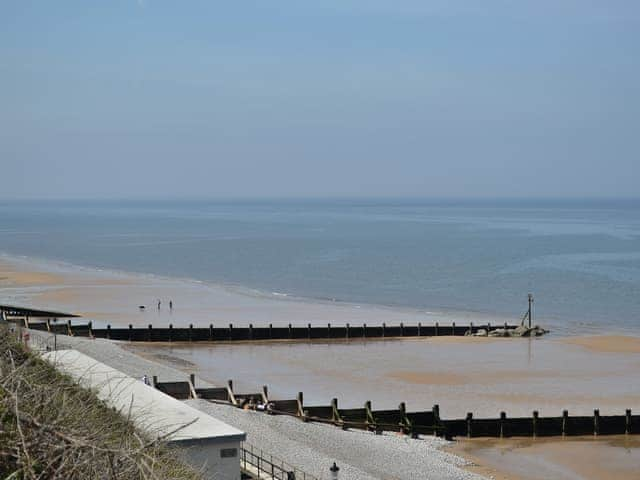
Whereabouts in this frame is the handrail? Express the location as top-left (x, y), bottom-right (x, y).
top-left (240, 442), bottom-right (320, 480)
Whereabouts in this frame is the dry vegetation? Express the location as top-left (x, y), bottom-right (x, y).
top-left (0, 324), bottom-right (202, 480)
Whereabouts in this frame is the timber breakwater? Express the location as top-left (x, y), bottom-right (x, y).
top-left (1, 304), bottom-right (525, 342)
top-left (155, 374), bottom-right (640, 440)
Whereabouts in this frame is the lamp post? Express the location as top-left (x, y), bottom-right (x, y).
top-left (330, 462), bottom-right (340, 480)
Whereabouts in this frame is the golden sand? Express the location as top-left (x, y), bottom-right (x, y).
top-left (563, 335), bottom-right (640, 354)
top-left (450, 436), bottom-right (640, 480)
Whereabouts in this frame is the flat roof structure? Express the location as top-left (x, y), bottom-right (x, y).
top-left (42, 350), bottom-right (246, 480)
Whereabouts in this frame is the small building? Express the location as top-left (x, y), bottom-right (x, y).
top-left (42, 349), bottom-right (246, 480)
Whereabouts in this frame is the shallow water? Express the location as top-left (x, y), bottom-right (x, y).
top-left (133, 336), bottom-right (640, 417)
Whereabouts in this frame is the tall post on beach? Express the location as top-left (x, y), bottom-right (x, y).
top-left (528, 293), bottom-right (534, 328)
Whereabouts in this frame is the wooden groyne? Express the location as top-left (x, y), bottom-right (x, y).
top-left (6, 317), bottom-right (521, 342)
top-left (154, 374), bottom-right (640, 439)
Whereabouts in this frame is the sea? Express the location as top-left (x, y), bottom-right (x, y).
top-left (1, 198), bottom-right (639, 334)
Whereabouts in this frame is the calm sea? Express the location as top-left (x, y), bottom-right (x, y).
top-left (1, 198), bottom-right (639, 333)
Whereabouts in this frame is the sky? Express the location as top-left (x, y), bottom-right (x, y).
top-left (1, 1), bottom-right (639, 199)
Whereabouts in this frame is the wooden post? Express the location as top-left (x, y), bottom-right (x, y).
top-left (363, 323), bottom-right (367, 338)
top-left (168, 323), bottom-right (173, 342)
top-left (433, 404), bottom-right (441, 436)
top-left (297, 392), bottom-right (305, 419)
top-left (400, 322), bottom-right (404, 337)
top-left (466, 412), bottom-right (473, 438)
top-left (532, 410), bottom-right (539, 437)
top-left (562, 410), bottom-right (569, 436)
top-left (189, 323), bottom-right (193, 342)
top-left (209, 323), bottom-right (214, 340)
top-left (288, 323), bottom-right (292, 339)
top-left (228, 323), bottom-right (233, 341)
top-left (269, 323), bottom-right (273, 339)
top-left (249, 323), bottom-right (253, 340)
top-left (261, 385), bottom-right (269, 404)
top-left (152, 375), bottom-right (158, 388)
top-left (331, 398), bottom-right (341, 425)
top-left (147, 324), bottom-right (152, 342)
top-left (327, 323), bottom-right (331, 339)
top-left (88, 321), bottom-right (93, 338)
top-left (346, 323), bottom-right (350, 339)
top-left (418, 322), bottom-right (421, 336)
top-left (626, 409), bottom-right (632, 434)
top-left (128, 324), bottom-right (133, 342)
top-left (382, 322), bottom-right (386, 337)
top-left (594, 409), bottom-right (600, 436)
top-left (67, 319), bottom-right (73, 336)
top-left (452, 322), bottom-right (456, 335)
top-left (499, 411), bottom-right (506, 438)
top-left (189, 374), bottom-right (197, 399)
top-left (107, 324), bottom-right (111, 340)
top-left (307, 323), bottom-right (311, 340)
top-left (435, 322), bottom-right (439, 336)
top-left (470, 322), bottom-right (474, 335)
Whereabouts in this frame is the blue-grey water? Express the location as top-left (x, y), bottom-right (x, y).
top-left (1, 199), bottom-right (639, 333)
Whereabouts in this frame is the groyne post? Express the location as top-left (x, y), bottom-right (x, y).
top-left (147, 324), bottom-right (152, 342)
top-left (128, 324), bottom-right (132, 342)
top-left (67, 320), bottom-right (72, 336)
top-left (363, 323), bottom-right (367, 338)
top-left (435, 322), bottom-right (439, 336)
top-left (532, 410), bottom-right (539, 437)
top-left (626, 409), bottom-right (632, 434)
top-left (297, 392), bottom-right (306, 420)
top-left (169, 323), bottom-right (173, 342)
top-left (562, 410), bottom-right (569, 436)
top-left (189, 323), bottom-right (193, 342)
top-left (288, 323), bottom-right (292, 339)
top-left (433, 404), bottom-right (441, 436)
top-left (466, 412), bottom-right (473, 438)
top-left (452, 322), bottom-right (456, 335)
top-left (307, 323), bottom-right (311, 340)
top-left (227, 380), bottom-right (237, 405)
top-left (594, 409), bottom-right (600, 436)
top-left (152, 375), bottom-right (158, 388)
top-left (107, 324), bottom-right (111, 340)
top-left (261, 385), bottom-right (269, 404)
top-left (188, 374), bottom-right (197, 399)
top-left (346, 323), bottom-right (350, 339)
top-left (418, 322), bottom-right (421, 336)
top-left (249, 324), bottom-right (253, 340)
top-left (400, 323), bottom-right (404, 337)
top-left (499, 411), bottom-right (506, 438)
top-left (269, 323), bottom-right (273, 339)
top-left (328, 323), bottom-right (331, 339)
top-left (228, 323), bottom-right (233, 341)
top-left (382, 323), bottom-right (386, 337)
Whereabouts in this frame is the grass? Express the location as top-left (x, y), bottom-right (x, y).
top-left (0, 324), bottom-right (203, 480)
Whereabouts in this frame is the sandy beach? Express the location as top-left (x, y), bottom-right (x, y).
top-left (3, 254), bottom-right (640, 479)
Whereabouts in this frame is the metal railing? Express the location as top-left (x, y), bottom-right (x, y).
top-left (241, 442), bottom-right (320, 480)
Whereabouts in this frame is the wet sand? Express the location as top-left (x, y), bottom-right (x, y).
top-left (0, 255), bottom-right (489, 329)
top-left (450, 436), bottom-right (640, 480)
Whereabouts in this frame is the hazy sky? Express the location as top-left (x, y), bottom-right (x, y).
top-left (1, 1), bottom-right (639, 199)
